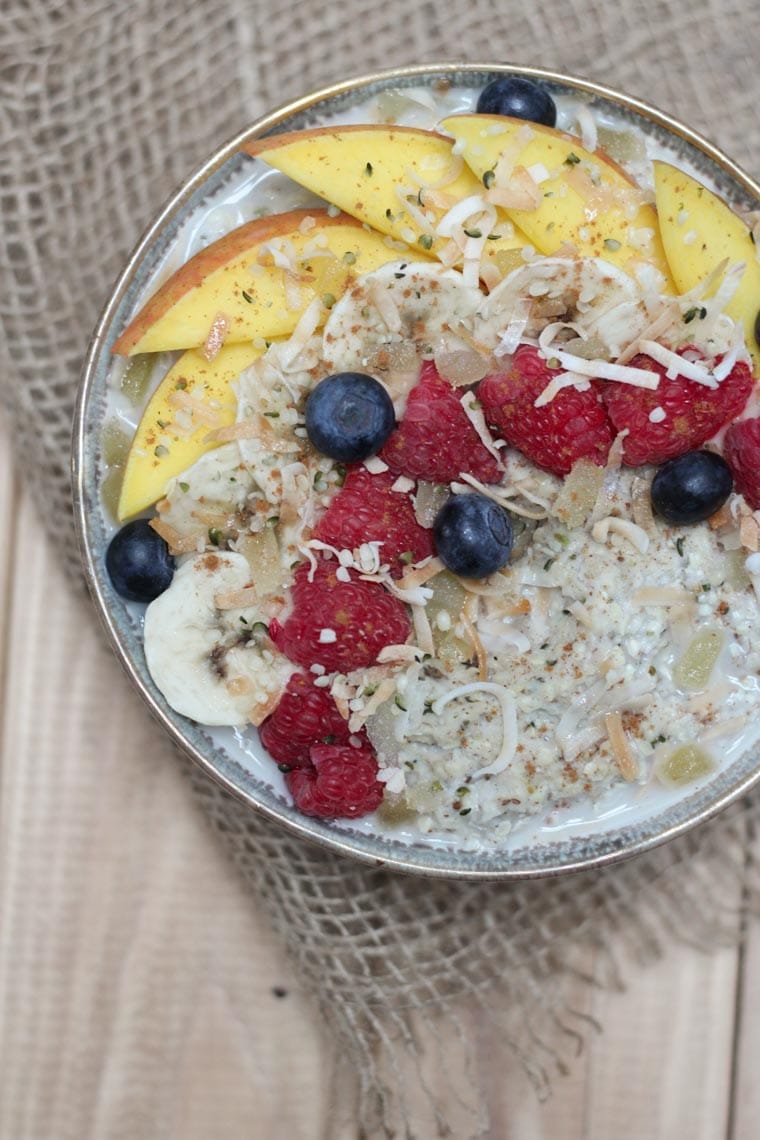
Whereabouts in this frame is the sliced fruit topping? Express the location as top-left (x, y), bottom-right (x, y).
top-left (478, 344), bottom-right (614, 476)
top-left (285, 743), bottom-right (384, 819)
top-left (650, 451), bottom-right (733, 525)
top-left (259, 671), bottom-right (366, 769)
top-left (244, 125), bottom-right (527, 267)
top-left (723, 416), bottom-right (760, 508)
top-left (305, 372), bottom-right (396, 462)
top-left (653, 161), bottom-right (760, 375)
top-left (433, 492), bottom-right (514, 578)
top-left (476, 76), bottom-right (557, 127)
top-left (117, 343), bottom-right (263, 520)
top-left (602, 351), bottom-right (753, 465)
top-left (270, 560), bottom-right (411, 671)
top-left (439, 114), bottom-right (674, 287)
top-left (315, 466), bottom-right (433, 578)
top-left (112, 209), bottom-right (397, 356)
top-left (380, 359), bottom-right (503, 483)
top-left (106, 519), bottom-right (175, 601)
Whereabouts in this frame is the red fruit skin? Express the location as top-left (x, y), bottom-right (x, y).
top-left (285, 743), bottom-right (384, 819)
top-left (379, 359), bottom-right (502, 483)
top-left (724, 416), bottom-right (760, 509)
top-left (259, 671), bottom-right (365, 769)
top-left (271, 560), bottom-right (411, 672)
top-left (603, 353), bottom-right (754, 466)
top-left (315, 466), bottom-right (433, 578)
top-left (478, 345), bottom-right (614, 476)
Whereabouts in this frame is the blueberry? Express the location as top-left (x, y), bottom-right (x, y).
top-left (433, 493), bottom-right (514, 578)
top-left (106, 519), bottom-right (175, 602)
top-left (754, 306), bottom-right (760, 348)
top-left (305, 372), bottom-right (396, 462)
top-left (476, 76), bottom-right (557, 127)
top-left (650, 450), bottom-right (733, 525)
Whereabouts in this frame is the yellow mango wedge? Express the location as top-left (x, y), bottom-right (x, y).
top-left (244, 125), bottom-right (527, 271)
top-left (113, 209), bottom-right (401, 356)
top-left (118, 343), bottom-right (263, 519)
top-left (440, 114), bottom-right (675, 289)
top-left (654, 161), bottom-right (760, 374)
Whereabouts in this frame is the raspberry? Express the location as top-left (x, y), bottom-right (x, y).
top-left (259, 671), bottom-right (365, 769)
top-left (285, 743), bottom-right (384, 819)
top-left (315, 466), bottom-right (433, 577)
top-left (603, 352), bottom-right (753, 466)
top-left (270, 559), bottom-right (410, 671)
top-left (478, 345), bottom-right (614, 476)
top-left (724, 416), bottom-right (760, 508)
top-left (379, 359), bottom-right (502, 483)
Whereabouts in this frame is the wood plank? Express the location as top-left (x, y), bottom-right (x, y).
top-left (0, 479), bottom-right (340, 1139)
top-left (725, 826), bottom-right (760, 1140)
top-left (584, 910), bottom-right (740, 1140)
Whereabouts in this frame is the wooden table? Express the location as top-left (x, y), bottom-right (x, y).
top-left (2, 408), bottom-right (759, 1139)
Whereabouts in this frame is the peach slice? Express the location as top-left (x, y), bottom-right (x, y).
top-left (440, 114), bottom-right (675, 289)
top-left (244, 125), bottom-right (527, 272)
top-left (112, 209), bottom-right (402, 356)
top-left (654, 162), bottom-right (760, 374)
top-left (117, 342), bottom-right (263, 520)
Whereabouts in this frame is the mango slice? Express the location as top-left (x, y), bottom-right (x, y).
top-left (440, 114), bottom-right (675, 289)
top-left (654, 161), bottom-right (760, 374)
top-left (112, 209), bottom-right (400, 356)
top-left (245, 124), bottom-right (526, 269)
top-left (117, 343), bottom-right (263, 519)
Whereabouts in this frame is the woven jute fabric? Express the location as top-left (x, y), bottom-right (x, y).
top-left (2, 0), bottom-right (759, 1134)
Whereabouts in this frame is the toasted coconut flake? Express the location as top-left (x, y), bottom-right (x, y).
top-left (461, 609), bottom-right (488, 681)
top-left (631, 586), bottom-right (695, 606)
top-left (740, 513), bottom-right (760, 552)
top-left (148, 518), bottom-right (205, 555)
top-left (214, 586), bottom-right (259, 610)
top-left (708, 502), bottom-right (733, 530)
top-left (202, 313), bottom-right (230, 362)
top-left (604, 710), bottom-right (638, 781)
top-left (412, 603), bottom-right (435, 655)
top-left (398, 557), bottom-right (444, 590)
top-left (166, 389), bottom-right (226, 427)
top-left (205, 414), bottom-right (301, 451)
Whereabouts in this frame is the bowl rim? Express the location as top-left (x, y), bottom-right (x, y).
top-left (72, 61), bottom-right (760, 880)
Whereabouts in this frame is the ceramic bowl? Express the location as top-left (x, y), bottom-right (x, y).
top-left (73, 63), bottom-right (760, 878)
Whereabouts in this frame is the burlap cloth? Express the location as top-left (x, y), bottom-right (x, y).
top-left (2, 2), bottom-right (759, 1135)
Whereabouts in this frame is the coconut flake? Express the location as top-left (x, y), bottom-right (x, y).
top-left (459, 391), bottom-right (504, 464)
top-left (432, 682), bottom-right (518, 778)
top-left (574, 105), bottom-right (598, 153)
top-left (592, 516), bottom-right (650, 554)
top-left (544, 347), bottom-right (661, 388)
top-left (637, 339), bottom-right (717, 388)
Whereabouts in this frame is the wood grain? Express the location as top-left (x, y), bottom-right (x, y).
top-left (0, 409), bottom-right (754, 1138)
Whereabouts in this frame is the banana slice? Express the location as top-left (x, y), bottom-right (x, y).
top-left (159, 443), bottom-right (258, 536)
top-left (322, 260), bottom-right (483, 369)
top-left (144, 551), bottom-right (292, 726)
